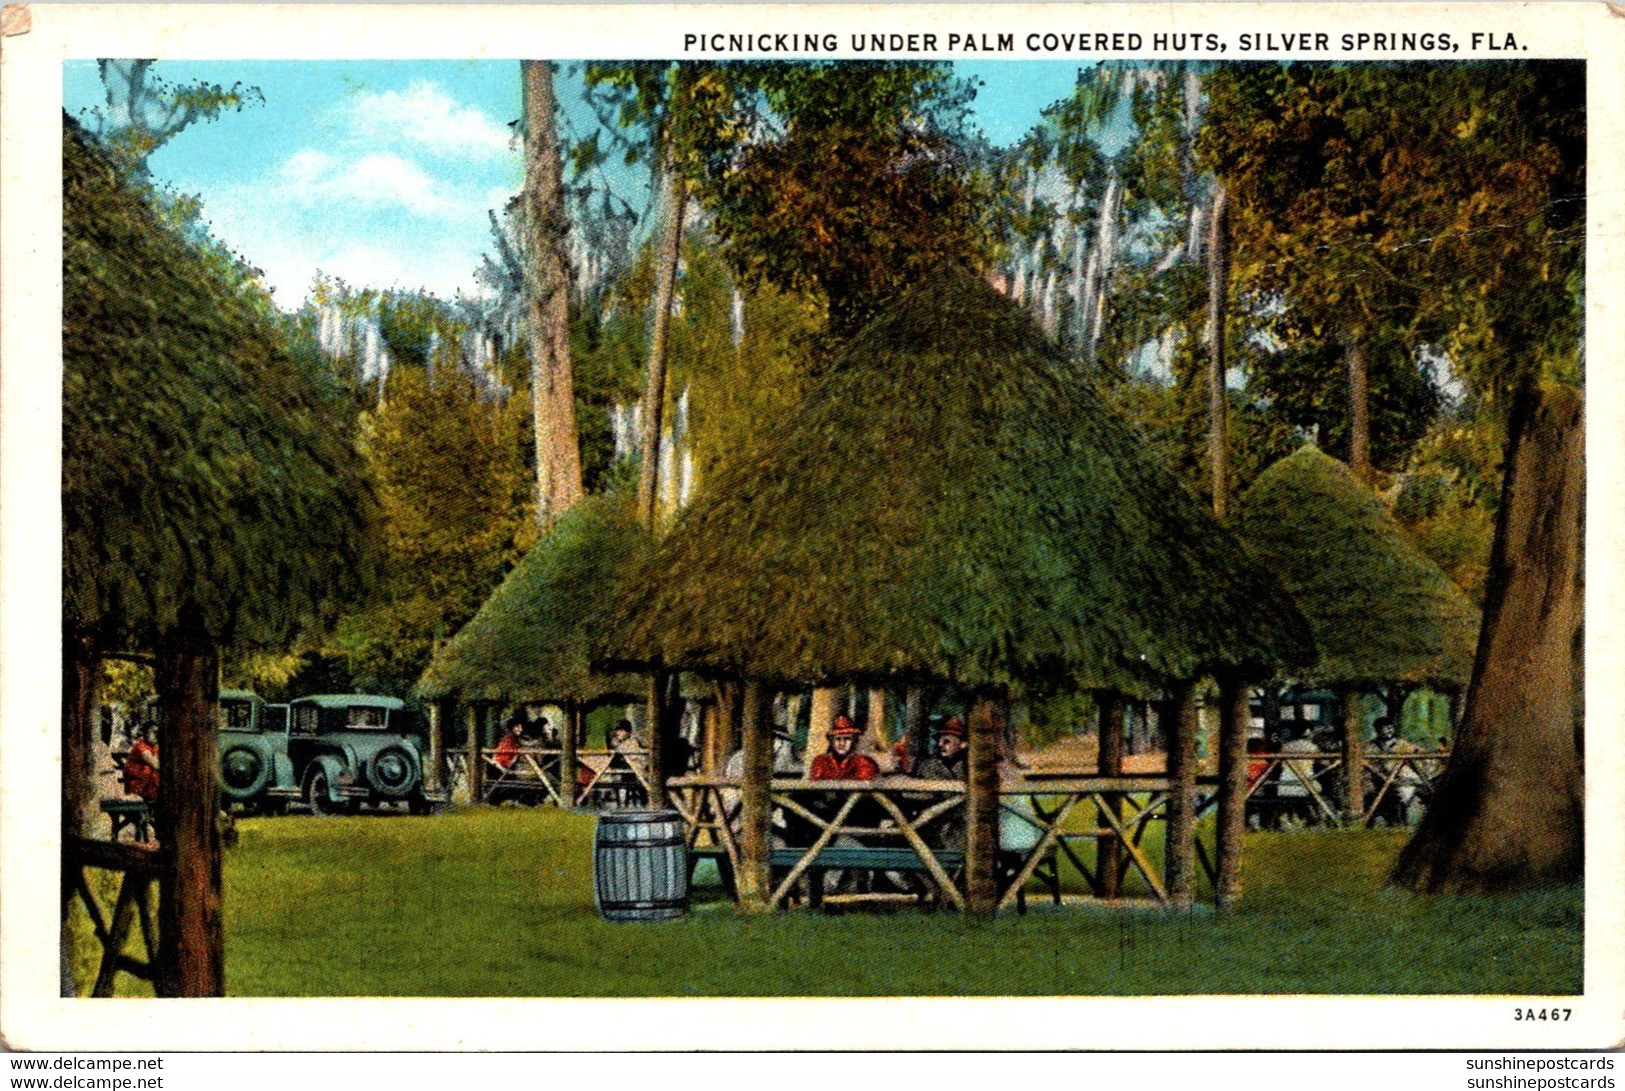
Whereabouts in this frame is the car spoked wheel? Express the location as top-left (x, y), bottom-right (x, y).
top-left (305, 768), bottom-right (341, 816)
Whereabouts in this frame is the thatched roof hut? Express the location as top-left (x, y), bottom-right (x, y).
top-left (417, 494), bottom-right (646, 704)
top-left (615, 269), bottom-right (1310, 690)
top-left (1233, 446), bottom-right (1480, 689)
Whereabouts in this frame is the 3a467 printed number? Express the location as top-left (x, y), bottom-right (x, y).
top-left (1513, 1007), bottom-right (1572, 1021)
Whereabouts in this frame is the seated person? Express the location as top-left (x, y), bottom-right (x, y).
top-left (125, 726), bottom-right (160, 803)
top-left (493, 716), bottom-right (525, 770)
top-left (912, 717), bottom-right (967, 781)
top-left (809, 716), bottom-right (879, 781)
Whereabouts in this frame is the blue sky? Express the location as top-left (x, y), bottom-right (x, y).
top-left (64, 60), bottom-right (1091, 309)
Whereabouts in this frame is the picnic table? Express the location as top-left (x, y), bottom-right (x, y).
top-left (668, 772), bottom-right (1219, 912)
top-left (445, 747), bottom-right (656, 810)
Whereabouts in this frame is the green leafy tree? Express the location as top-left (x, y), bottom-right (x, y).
top-left (1202, 62), bottom-right (1583, 892)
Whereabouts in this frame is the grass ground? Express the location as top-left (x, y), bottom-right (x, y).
top-left (70, 806), bottom-right (1582, 997)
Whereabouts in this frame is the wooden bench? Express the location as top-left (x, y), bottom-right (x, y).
top-left (100, 799), bottom-right (153, 843)
top-left (770, 845), bottom-right (965, 910)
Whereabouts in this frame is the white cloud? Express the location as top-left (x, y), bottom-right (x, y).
top-left (349, 80), bottom-right (513, 159)
top-left (275, 148), bottom-right (456, 216)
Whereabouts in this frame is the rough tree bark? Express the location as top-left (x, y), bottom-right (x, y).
top-left (153, 614), bottom-right (223, 997)
top-left (521, 60), bottom-right (584, 527)
top-left (636, 145), bottom-right (689, 527)
top-left (1207, 186), bottom-right (1231, 521)
top-left (1344, 332), bottom-right (1371, 485)
top-left (1391, 381), bottom-right (1583, 894)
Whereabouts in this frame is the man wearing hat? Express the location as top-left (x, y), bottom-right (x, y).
top-left (810, 715), bottom-right (880, 781)
top-left (912, 716), bottom-right (968, 782)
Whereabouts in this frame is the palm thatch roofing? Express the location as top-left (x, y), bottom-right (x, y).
top-left (63, 117), bottom-right (372, 650)
top-left (416, 494), bottom-right (647, 704)
top-left (1233, 446), bottom-right (1480, 688)
top-left (613, 269), bottom-right (1311, 690)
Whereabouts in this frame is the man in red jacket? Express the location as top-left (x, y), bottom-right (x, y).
top-left (810, 715), bottom-right (879, 781)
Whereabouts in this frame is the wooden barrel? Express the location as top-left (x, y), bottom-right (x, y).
top-left (593, 809), bottom-right (688, 922)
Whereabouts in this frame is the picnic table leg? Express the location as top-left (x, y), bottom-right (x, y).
top-left (1164, 680), bottom-right (1199, 912)
top-left (1215, 677), bottom-right (1250, 911)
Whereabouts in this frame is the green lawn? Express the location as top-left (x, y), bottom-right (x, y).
top-left (73, 806), bottom-right (1582, 996)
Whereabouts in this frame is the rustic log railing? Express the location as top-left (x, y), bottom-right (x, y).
top-left (668, 773), bottom-right (1223, 912)
top-left (1244, 750), bottom-right (1451, 827)
top-left (64, 836), bottom-right (160, 997)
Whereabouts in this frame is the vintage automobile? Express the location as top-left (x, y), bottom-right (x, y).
top-left (217, 689), bottom-right (296, 813)
top-left (286, 694), bottom-right (443, 815)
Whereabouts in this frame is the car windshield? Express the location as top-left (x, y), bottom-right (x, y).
top-left (218, 701), bottom-right (255, 731)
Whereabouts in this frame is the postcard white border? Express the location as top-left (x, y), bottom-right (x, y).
top-left (2, 1), bottom-right (1621, 1052)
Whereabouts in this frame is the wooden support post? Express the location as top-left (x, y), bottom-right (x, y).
top-left (708, 680), bottom-right (743, 774)
top-left (1339, 688), bottom-right (1365, 823)
top-left (965, 689), bottom-right (1004, 916)
top-left (736, 681), bottom-right (774, 913)
top-left (903, 687), bottom-right (929, 774)
top-left (804, 687), bottom-right (839, 775)
top-left (1215, 677), bottom-right (1250, 911)
top-left (562, 700), bottom-right (580, 808)
top-left (1097, 692), bottom-right (1125, 898)
top-left (464, 702), bottom-right (483, 804)
top-left (153, 614), bottom-right (224, 996)
top-left (1164, 680), bottom-right (1199, 912)
top-left (61, 628), bottom-right (98, 996)
top-left (426, 700), bottom-right (447, 793)
top-left (645, 671), bottom-right (668, 809)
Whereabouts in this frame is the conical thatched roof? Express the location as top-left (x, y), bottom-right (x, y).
top-left (417, 494), bottom-right (647, 703)
top-left (1233, 446), bottom-right (1480, 688)
top-left (614, 269), bottom-right (1310, 689)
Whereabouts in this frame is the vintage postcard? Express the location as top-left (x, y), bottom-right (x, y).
top-left (1, 1), bottom-right (1620, 1053)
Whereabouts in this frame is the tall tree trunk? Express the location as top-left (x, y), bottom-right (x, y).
top-left (636, 146), bottom-right (688, 526)
top-left (736, 682), bottom-right (774, 912)
top-left (1345, 333), bottom-right (1371, 484)
top-left (153, 614), bottom-right (223, 997)
top-left (1392, 381), bottom-right (1583, 893)
top-left (965, 689), bottom-right (1004, 916)
top-left (521, 60), bottom-right (584, 527)
top-left (1214, 677), bottom-right (1249, 910)
top-left (1164, 681), bottom-right (1199, 911)
top-left (1207, 185), bottom-right (1231, 521)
